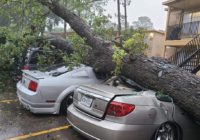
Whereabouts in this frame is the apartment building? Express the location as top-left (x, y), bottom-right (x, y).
top-left (163, 0), bottom-right (200, 74)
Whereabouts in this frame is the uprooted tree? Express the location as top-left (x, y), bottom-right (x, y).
top-left (26, 0), bottom-right (200, 122)
top-left (36, 0), bottom-right (200, 122)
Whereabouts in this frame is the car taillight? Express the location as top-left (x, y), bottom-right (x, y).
top-left (106, 101), bottom-right (135, 117)
top-left (28, 81), bottom-right (38, 92)
top-left (22, 64), bottom-right (29, 70)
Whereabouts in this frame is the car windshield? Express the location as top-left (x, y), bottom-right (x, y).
top-left (105, 76), bottom-right (145, 91)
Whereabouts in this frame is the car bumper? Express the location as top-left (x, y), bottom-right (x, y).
top-left (67, 104), bottom-right (159, 140)
top-left (16, 82), bottom-right (60, 114)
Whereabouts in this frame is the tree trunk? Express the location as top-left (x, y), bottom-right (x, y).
top-left (37, 0), bottom-right (200, 122)
top-left (122, 55), bottom-right (200, 122)
top-left (124, 0), bottom-right (128, 30)
top-left (117, 0), bottom-right (122, 46)
top-left (64, 21), bottom-right (67, 33)
top-left (48, 36), bottom-right (73, 52)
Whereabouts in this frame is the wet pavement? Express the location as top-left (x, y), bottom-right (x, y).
top-left (0, 92), bottom-right (86, 140)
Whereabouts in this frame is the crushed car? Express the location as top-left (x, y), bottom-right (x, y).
top-left (67, 76), bottom-right (200, 140)
top-left (17, 65), bottom-right (102, 114)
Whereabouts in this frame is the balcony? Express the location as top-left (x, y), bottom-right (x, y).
top-left (165, 21), bottom-right (200, 47)
top-left (166, 21), bottom-right (200, 40)
top-left (163, 0), bottom-right (178, 6)
top-left (163, 0), bottom-right (200, 10)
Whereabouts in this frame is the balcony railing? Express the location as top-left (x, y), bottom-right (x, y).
top-left (166, 21), bottom-right (200, 40)
top-left (169, 34), bottom-right (200, 73)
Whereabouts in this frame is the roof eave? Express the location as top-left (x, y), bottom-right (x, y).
top-left (162, 0), bottom-right (179, 6)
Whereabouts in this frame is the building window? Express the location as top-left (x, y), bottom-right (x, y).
top-left (181, 10), bottom-right (200, 38)
top-left (192, 11), bottom-right (200, 22)
top-left (183, 12), bottom-right (192, 23)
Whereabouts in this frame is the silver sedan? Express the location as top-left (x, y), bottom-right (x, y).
top-left (67, 76), bottom-right (200, 140)
top-left (17, 65), bottom-right (101, 114)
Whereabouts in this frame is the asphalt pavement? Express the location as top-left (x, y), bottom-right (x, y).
top-left (0, 92), bottom-right (86, 140)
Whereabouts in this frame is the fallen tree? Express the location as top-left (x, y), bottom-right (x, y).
top-left (37, 0), bottom-right (200, 122)
top-left (48, 36), bottom-right (73, 52)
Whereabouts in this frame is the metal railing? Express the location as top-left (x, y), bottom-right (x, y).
top-left (169, 34), bottom-right (200, 73)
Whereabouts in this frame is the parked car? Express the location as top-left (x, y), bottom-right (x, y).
top-left (67, 76), bottom-right (200, 140)
top-left (16, 65), bottom-right (102, 114)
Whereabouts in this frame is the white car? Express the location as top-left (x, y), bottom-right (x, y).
top-left (16, 65), bottom-right (102, 114)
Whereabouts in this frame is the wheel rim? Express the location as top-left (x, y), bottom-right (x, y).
top-left (155, 123), bottom-right (175, 140)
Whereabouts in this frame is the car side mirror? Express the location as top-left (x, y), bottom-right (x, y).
top-left (156, 92), bottom-right (173, 102)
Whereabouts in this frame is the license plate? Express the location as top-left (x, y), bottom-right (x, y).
top-left (80, 95), bottom-right (93, 107)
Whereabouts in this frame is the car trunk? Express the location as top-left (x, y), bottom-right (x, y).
top-left (73, 85), bottom-right (135, 118)
top-left (22, 70), bottom-right (50, 90)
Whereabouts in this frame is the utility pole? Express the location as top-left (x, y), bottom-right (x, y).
top-left (117, 0), bottom-right (122, 46)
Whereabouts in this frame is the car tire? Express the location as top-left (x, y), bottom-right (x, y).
top-left (60, 93), bottom-right (73, 115)
top-left (152, 122), bottom-right (181, 140)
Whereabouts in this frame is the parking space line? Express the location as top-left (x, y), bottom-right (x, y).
top-left (0, 99), bottom-right (17, 103)
top-left (8, 125), bottom-right (71, 140)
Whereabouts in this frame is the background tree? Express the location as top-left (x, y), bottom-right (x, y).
top-left (132, 16), bottom-right (154, 30)
top-left (0, 0), bottom-right (48, 33)
top-left (0, 15), bottom-right (10, 27)
top-left (59, 0), bottom-right (109, 33)
top-left (117, 0), bottom-right (122, 46)
top-left (124, 31), bottom-right (148, 54)
top-left (45, 12), bottom-right (62, 32)
top-left (122, 0), bottom-right (131, 30)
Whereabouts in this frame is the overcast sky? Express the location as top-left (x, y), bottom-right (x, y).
top-left (104, 0), bottom-right (167, 30)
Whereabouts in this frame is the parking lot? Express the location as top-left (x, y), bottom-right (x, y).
top-left (0, 92), bottom-right (86, 140)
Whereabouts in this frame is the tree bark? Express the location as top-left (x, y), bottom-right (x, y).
top-left (117, 0), bottom-right (122, 46)
top-left (124, 0), bottom-right (128, 30)
top-left (122, 55), bottom-right (200, 121)
top-left (37, 0), bottom-right (200, 122)
top-left (64, 21), bottom-right (67, 33)
top-left (48, 36), bottom-right (73, 53)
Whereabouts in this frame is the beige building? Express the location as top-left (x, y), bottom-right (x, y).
top-left (163, 0), bottom-right (200, 58)
top-left (145, 30), bottom-right (165, 57)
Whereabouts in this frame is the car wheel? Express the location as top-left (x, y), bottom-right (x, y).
top-left (153, 122), bottom-right (179, 140)
top-left (60, 93), bottom-right (73, 115)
